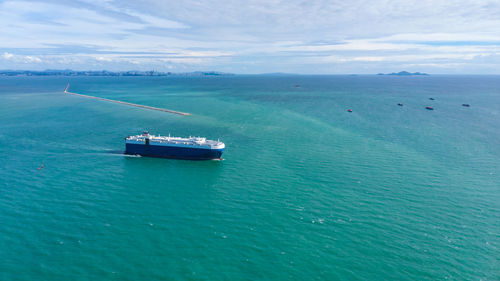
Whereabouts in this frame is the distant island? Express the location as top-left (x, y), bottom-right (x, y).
top-left (0, 69), bottom-right (234, 77)
top-left (377, 71), bottom-right (429, 76)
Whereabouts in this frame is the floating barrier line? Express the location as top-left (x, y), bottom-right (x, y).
top-left (63, 84), bottom-right (190, 116)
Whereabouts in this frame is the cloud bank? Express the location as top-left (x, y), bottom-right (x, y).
top-left (1, 0), bottom-right (499, 73)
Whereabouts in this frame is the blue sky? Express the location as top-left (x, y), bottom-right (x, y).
top-left (1, 0), bottom-right (500, 74)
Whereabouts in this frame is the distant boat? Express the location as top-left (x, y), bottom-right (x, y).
top-left (347, 109), bottom-right (353, 112)
top-left (429, 98), bottom-right (435, 100)
top-left (397, 103), bottom-right (403, 106)
top-left (425, 106), bottom-right (434, 110)
top-left (462, 104), bottom-right (470, 107)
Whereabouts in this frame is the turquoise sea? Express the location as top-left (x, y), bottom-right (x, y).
top-left (0, 75), bottom-right (499, 280)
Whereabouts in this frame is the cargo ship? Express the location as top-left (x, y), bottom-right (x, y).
top-left (125, 132), bottom-right (225, 160)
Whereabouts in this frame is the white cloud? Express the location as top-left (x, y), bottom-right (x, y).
top-left (24, 56), bottom-right (42, 63)
top-left (1, 52), bottom-right (42, 63)
top-left (379, 33), bottom-right (500, 42)
top-left (350, 56), bottom-right (385, 62)
top-left (160, 57), bottom-right (207, 64)
top-left (96, 56), bottom-right (112, 62)
top-left (0, 0), bottom-right (500, 73)
top-left (126, 11), bottom-right (188, 29)
top-left (2, 52), bottom-right (14, 59)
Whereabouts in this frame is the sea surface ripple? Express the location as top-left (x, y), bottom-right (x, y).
top-left (0, 75), bottom-right (499, 280)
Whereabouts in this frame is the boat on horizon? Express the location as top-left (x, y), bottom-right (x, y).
top-left (125, 132), bottom-right (225, 160)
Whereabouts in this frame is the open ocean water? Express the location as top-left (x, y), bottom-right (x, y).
top-left (0, 75), bottom-right (499, 280)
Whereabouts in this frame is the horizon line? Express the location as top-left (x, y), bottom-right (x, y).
top-left (1, 69), bottom-right (500, 76)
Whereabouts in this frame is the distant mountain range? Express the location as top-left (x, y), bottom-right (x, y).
top-left (0, 69), bottom-right (431, 76)
top-left (0, 70), bottom-right (234, 76)
top-left (377, 71), bottom-right (429, 76)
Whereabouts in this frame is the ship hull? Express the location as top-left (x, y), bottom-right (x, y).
top-left (125, 143), bottom-right (224, 160)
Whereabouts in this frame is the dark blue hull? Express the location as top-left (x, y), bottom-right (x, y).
top-left (125, 143), bottom-right (224, 160)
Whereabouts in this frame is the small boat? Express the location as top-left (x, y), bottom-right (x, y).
top-left (397, 103), bottom-right (403, 106)
top-left (429, 98), bottom-right (435, 100)
top-left (425, 106), bottom-right (433, 110)
top-left (462, 104), bottom-right (470, 107)
top-left (347, 109), bottom-right (353, 112)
